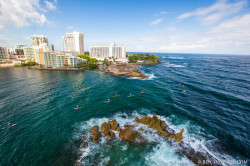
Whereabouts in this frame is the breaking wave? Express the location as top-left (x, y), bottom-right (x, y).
top-left (73, 111), bottom-right (237, 166)
top-left (168, 57), bottom-right (185, 59)
top-left (165, 62), bottom-right (185, 68)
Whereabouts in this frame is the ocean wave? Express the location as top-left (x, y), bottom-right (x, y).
top-left (165, 62), bottom-right (185, 68)
top-left (127, 73), bottom-right (156, 80)
top-left (73, 111), bottom-right (236, 166)
top-left (168, 57), bottom-right (185, 59)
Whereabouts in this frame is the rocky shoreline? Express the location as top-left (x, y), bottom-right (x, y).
top-left (105, 63), bottom-right (147, 79)
top-left (76, 114), bottom-right (219, 166)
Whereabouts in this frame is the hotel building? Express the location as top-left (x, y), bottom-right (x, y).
top-left (90, 43), bottom-right (126, 60)
top-left (63, 31), bottom-right (84, 54)
top-left (30, 35), bottom-right (49, 47)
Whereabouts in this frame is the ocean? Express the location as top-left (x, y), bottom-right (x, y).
top-left (0, 53), bottom-right (249, 165)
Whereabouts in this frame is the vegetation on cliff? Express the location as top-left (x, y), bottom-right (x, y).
top-left (127, 53), bottom-right (159, 64)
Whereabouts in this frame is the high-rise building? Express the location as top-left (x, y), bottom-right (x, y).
top-left (90, 43), bottom-right (126, 59)
top-left (63, 31), bottom-right (84, 54)
top-left (30, 35), bottom-right (49, 47)
top-left (0, 47), bottom-right (9, 60)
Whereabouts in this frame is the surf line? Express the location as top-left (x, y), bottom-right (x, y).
top-left (85, 70), bottom-right (106, 77)
top-left (201, 140), bottom-right (226, 166)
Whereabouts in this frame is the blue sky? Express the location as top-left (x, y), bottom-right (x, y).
top-left (0, 0), bottom-right (250, 55)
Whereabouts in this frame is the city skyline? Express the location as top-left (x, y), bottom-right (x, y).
top-left (0, 0), bottom-right (250, 55)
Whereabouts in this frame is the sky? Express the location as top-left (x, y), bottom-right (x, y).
top-left (0, 0), bottom-right (250, 55)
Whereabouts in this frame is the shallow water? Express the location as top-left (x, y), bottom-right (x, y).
top-left (0, 53), bottom-right (249, 165)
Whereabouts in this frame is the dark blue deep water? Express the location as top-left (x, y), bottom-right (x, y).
top-left (0, 53), bottom-right (249, 165)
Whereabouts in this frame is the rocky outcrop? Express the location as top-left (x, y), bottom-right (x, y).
top-left (117, 127), bottom-right (121, 132)
top-left (91, 131), bottom-right (101, 143)
top-left (175, 129), bottom-right (184, 142)
top-left (107, 63), bottom-right (146, 79)
top-left (103, 130), bottom-right (115, 140)
top-left (101, 122), bottom-right (111, 133)
top-left (124, 124), bottom-right (135, 128)
top-left (133, 117), bottom-right (140, 123)
top-left (119, 128), bottom-right (139, 142)
top-left (109, 119), bottom-right (119, 130)
top-left (134, 114), bottom-right (184, 142)
top-left (90, 125), bottom-right (99, 133)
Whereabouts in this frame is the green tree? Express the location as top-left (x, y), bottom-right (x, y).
top-left (78, 54), bottom-right (91, 61)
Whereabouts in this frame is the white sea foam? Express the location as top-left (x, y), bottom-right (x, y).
top-left (168, 57), bottom-right (185, 59)
top-left (165, 62), bottom-right (185, 68)
top-left (145, 141), bottom-right (194, 166)
top-left (74, 111), bottom-right (237, 165)
top-left (127, 73), bottom-right (156, 80)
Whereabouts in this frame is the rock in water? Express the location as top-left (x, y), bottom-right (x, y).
top-left (160, 121), bottom-right (167, 130)
top-left (117, 127), bottom-right (121, 132)
top-left (119, 128), bottom-right (139, 142)
top-left (124, 124), bottom-right (135, 128)
top-left (104, 130), bottom-right (115, 140)
top-left (101, 122), bottom-right (111, 133)
top-left (133, 117), bottom-right (140, 123)
top-left (91, 131), bottom-right (101, 143)
top-left (140, 116), bottom-right (151, 125)
top-left (81, 142), bottom-right (88, 149)
top-left (175, 129), bottom-right (184, 142)
top-left (90, 125), bottom-right (99, 133)
top-left (109, 119), bottom-right (119, 130)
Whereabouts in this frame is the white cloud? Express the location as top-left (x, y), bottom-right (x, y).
top-left (150, 18), bottom-right (163, 25)
top-left (160, 11), bottom-right (168, 15)
top-left (177, 0), bottom-right (248, 25)
top-left (44, 0), bottom-right (56, 10)
top-left (68, 26), bottom-right (73, 30)
top-left (139, 13), bottom-right (250, 54)
top-left (0, 0), bottom-right (57, 28)
top-left (168, 27), bottom-right (176, 31)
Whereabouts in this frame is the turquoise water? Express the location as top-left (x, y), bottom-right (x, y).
top-left (0, 53), bottom-right (249, 165)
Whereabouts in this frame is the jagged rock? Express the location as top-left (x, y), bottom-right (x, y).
top-left (140, 116), bottom-right (151, 125)
top-left (108, 64), bottom-right (146, 79)
top-left (124, 124), bottom-right (135, 128)
top-left (175, 129), bottom-right (184, 142)
top-left (91, 131), bottom-right (101, 143)
top-left (90, 125), bottom-right (99, 133)
top-left (119, 128), bottom-right (139, 142)
top-left (81, 136), bottom-right (87, 141)
top-left (117, 127), bottom-right (121, 132)
top-left (139, 128), bottom-right (143, 131)
top-left (133, 117), bottom-right (140, 123)
top-left (160, 121), bottom-right (167, 130)
top-left (101, 122), bottom-right (111, 133)
top-left (81, 142), bottom-right (88, 149)
top-left (148, 114), bottom-right (161, 129)
top-left (121, 115), bottom-right (127, 118)
top-left (109, 119), bottom-right (119, 130)
top-left (104, 130), bottom-right (115, 140)
top-left (129, 113), bottom-right (132, 117)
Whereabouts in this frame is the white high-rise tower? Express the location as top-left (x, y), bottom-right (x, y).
top-left (64, 31), bottom-right (84, 54)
